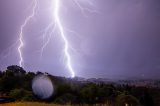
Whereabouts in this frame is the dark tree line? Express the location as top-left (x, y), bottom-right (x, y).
top-left (0, 65), bottom-right (159, 106)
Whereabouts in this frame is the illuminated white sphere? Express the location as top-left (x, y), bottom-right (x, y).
top-left (32, 75), bottom-right (54, 99)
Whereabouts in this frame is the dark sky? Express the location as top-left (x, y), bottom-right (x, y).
top-left (0, 0), bottom-right (160, 79)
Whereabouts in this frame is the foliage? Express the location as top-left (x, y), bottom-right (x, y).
top-left (0, 65), bottom-right (159, 106)
top-left (9, 88), bottom-right (36, 101)
top-left (116, 93), bottom-right (141, 106)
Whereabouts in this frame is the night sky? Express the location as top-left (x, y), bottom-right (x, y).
top-left (0, 0), bottom-right (160, 79)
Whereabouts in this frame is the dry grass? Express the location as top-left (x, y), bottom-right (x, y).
top-left (1, 102), bottom-right (111, 106)
top-left (0, 102), bottom-right (63, 106)
top-left (0, 102), bottom-right (110, 106)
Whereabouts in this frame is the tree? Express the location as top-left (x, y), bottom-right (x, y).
top-left (7, 65), bottom-right (26, 76)
top-left (140, 90), bottom-right (155, 106)
top-left (116, 94), bottom-right (141, 106)
top-left (9, 88), bottom-right (35, 101)
top-left (54, 93), bottom-right (77, 104)
top-left (0, 75), bottom-right (17, 92)
top-left (80, 84), bottom-right (99, 104)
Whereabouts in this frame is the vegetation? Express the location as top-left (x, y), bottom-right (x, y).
top-left (0, 102), bottom-right (67, 106)
top-left (0, 65), bottom-right (159, 106)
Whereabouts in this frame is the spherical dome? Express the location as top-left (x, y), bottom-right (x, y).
top-left (32, 75), bottom-right (54, 99)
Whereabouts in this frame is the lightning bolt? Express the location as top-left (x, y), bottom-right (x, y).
top-left (40, 22), bottom-right (57, 59)
top-left (52, 0), bottom-right (75, 78)
top-left (16, 0), bottom-right (97, 78)
top-left (73, 0), bottom-right (98, 17)
top-left (41, 0), bottom-right (97, 78)
top-left (18, 0), bottom-right (38, 67)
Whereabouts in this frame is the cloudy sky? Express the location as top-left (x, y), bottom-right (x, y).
top-left (0, 0), bottom-right (160, 79)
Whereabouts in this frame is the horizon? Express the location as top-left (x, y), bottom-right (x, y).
top-left (1, 65), bottom-right (160, 80)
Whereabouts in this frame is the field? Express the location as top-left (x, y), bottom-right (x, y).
top-left (0, 102), bottom-right (111, 106)
top-left (0, 102), bottom-right (65, 106)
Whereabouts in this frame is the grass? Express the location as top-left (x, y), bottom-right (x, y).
top-left (0, 102), bottom-right (111, 106)
top-left (0, 102), bottom-right (64, 106)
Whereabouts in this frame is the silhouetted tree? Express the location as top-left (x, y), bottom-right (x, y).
top-left (116, 94), bottom-right (141, 106)
top-left (7, 65), bottom-right (26, 75)
top-left (140, 90), bottom-right (155, 106)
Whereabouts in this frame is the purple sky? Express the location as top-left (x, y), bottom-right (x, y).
top-left (0, 0), bottom-right (160, 79)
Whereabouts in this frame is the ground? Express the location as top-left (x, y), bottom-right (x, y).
top-left (0, 102), bottom-right (63, 106)
top-left (0, 102), bottom-right (110, 106)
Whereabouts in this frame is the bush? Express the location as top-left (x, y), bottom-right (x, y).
top-left (116, 94), bottom-right (141, 106)
top-left (9, 88), bottom-right (35, 101)
top-left (54, 93), bottom-right (77, 104)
